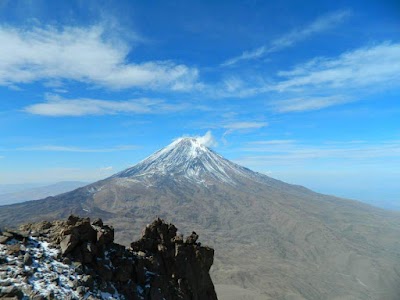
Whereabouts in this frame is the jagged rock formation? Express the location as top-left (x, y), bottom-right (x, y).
top-left (0, 215), bottom-right (217, 300)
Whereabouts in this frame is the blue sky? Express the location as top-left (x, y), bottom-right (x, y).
top-left (0, 0), bottom-right (399, 207)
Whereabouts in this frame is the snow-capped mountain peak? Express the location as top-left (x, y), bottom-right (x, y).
top-left (113, 137), bottom-right (253, 185)
top-left (155, 137), bottom-right (210, 160)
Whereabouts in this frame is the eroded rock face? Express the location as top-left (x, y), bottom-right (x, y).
top-left (131, 219), bottom-right (217, 300)
top-left (0, 215), bottom-right (218, 300)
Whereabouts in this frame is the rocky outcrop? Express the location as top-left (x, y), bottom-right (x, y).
top-left (0, 215), bottom-right (218, 300)
top-left (130, 219), bottom-right (216, 300)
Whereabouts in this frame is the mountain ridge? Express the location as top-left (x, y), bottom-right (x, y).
top-left (0, 215), bottom-right (217, 299)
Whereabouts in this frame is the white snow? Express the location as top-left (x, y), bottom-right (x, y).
top-left (0, 238), bottom-right (128, 299)
top-left (0, 238), bottom-right (81, 299)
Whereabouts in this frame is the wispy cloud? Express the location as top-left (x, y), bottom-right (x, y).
top-left (210, 76), bottom-right (268, 98)
top-left (275, 42), bottom-right (400, 92)
top-left (222, 10), bottom-right (351, 66)
top-left (223, 121), bottom-right (268, 131)
top-left (237, 139), bottom-right (400, 167)
top-left (24, 94), bottom-right (187, 116)
top-left (0, 25), bottom-right (199, 90)
top-left (222, 47), bottom-right (267, 67)
top-left (222, 121), bottom-right (268, 136)
top-left (99, 166), bottom-right (113, 171)
top-left (270, 95), bottom-right (352, 113)
top-left (16, 145), bottom-right (138, 152)
top-left (249, 139), bottom-right (295, 145)
top-left (215, 41), bottom-right (400, 110)
top-left (196, 120), bottom-right (268, 142)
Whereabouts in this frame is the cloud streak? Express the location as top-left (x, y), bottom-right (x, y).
top-left (16, 145), bottom-right (138, 152)
top-left (249, 140), bottom-right (295, 145)
top-left (0, 25), bottom-right (199, 90)
top-left (24, 94), bottom-right (187, 116)
top-left (222, 121), bottom-right (268, 137)
top-left (270, 95), bottom-right (352, 113)
top-left (214, 42), bottom-right (400, 113)
top-left (99, 166), bottom-right (113, 171)
top-left (223, 121), bottom-right (268, 131)
top-left (275, 42), bottom-right (400, 92)
top-left (237, 139), bottom-right (400, 166)
top-left (222, 10), bottom-right (351, 66)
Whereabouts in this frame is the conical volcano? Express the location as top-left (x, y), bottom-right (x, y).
top-left (113, 137), bottom-right (270, 186)
top-left (0, 137), bottom-right (399, 299)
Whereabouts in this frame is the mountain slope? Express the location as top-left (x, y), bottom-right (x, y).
top-left (0, 137), bottom-right (399, 299)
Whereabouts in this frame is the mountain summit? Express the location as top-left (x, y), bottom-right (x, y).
top-left (114, 137), bottom-right (255, 185)
top-left (0, 137), bottom-right (400, 299)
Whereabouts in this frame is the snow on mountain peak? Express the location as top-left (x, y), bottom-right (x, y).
top-left (113, 134), bottom-right (253, 185)
top-left (164, 137), bottom-right (209, 158)
top-left (170, 131), bottom-right (217, 149)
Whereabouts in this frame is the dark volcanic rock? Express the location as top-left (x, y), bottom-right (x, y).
top-left (0, 285), bottom-right (24, 299)
top-left (60, 234), bottom-right (79, 255)
top-left (131, 218), bottom-right (217, 300)
top-left (23, 252), bottom-right (32, 266)
top-left (95, 224), bottom-right (114, 246)
top-left (0, 215), bottom-right (218, 300)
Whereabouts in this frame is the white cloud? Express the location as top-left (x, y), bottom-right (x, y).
top-left (24, 94), bottom-right (186, 116)
top-left (223, 121), bottom-right (268, 131)
top-left (216, 42), bottom-right (400, 107)
top-left (212, 76), bottom-right (268, 98)
top-left (222, 46), bottom-right (267, 67)
top-left (271, 95), bottom-right (352, 113)
top-left (222, 121), bottom-right (268, 137)
top-left (222, 10), bottom-right (350, 66)
top-left (0, 25), bottom-right (199, 90)
top-left (177, 131), bottom-right (218, 147)
top-left (198, 121), bottom-right (268, 138)
top-left (195, 131), bottom-right (218, 147)
top-left (99, 166), bottom-right (113, 171)
top-left (262, 42), bottom-right (400, 112)
top-left (250, 140), bottom-right (295, 145)
top-left (16, 145), bottom-right (138, 152)
top-left (275, 42), bottom-right (400, 92)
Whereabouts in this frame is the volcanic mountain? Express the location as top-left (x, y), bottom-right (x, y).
top-left (1, 137), bottom-right (400, 299)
